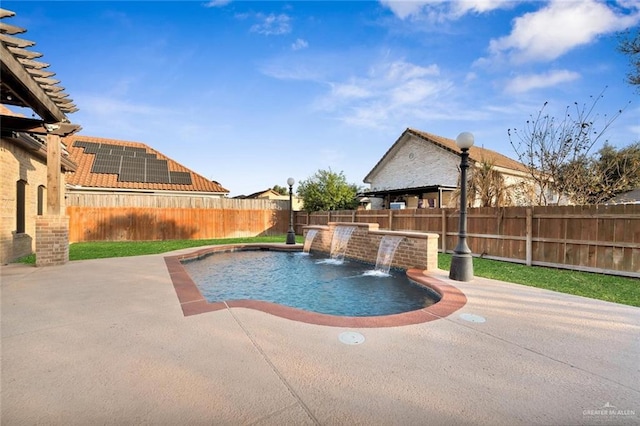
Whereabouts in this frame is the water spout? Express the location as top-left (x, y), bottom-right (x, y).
top-left (373, 235), bottom-right (404, 275)
top-left (330, 226), bottom-right (357, 262)
top-left (303, 229), bottom-right (319, 254)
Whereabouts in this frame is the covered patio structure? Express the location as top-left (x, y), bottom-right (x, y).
top-left (1, 8), bottom-right (81, 265)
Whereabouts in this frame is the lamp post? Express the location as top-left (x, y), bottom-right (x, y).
top-left (286, 177), bottom-right (296, 245)
top-left (449, 132), bottom-right (474, 282)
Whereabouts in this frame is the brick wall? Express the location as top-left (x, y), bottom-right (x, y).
top-left (304, 222), bottom-right (439, 271)
top-left (1, 138), bottom-right (66, 264)
top-left (35, 216), bottom-right (70, 266)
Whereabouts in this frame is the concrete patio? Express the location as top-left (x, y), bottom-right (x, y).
top-left (1, 248), bottom-right (638, 425)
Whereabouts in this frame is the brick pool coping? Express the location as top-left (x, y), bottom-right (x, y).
top-left (163, 244), bottom-right (467, 328)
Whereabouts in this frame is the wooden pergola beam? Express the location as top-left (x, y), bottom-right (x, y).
top-left (0, 42), bottom-right (67, 122)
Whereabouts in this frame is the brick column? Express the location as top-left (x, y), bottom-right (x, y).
top-left (36, 215), bottom-right (69, 266)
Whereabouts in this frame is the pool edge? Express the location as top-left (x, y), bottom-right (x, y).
top-left (163, 244), bottom-right (467, 328)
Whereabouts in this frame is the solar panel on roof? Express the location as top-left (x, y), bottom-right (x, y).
top-left (123, 146), bottom-right (147, 153)
top-left (83, 144), bottom-right (100, 154)
top-left (170, 172), bottom-right (192, 185)
top-left (118, 156), bottom-right (146, 182)
top-left (91, 154), bottom-right (122, 174)
top-left (137, 152), bottom-right (158, 159)
top-left (73, 141), bottom-right (95, 149)
top-left (146, 159), bottom-right (170, 183)
top-left (74, 140), bottom-right (195, 185)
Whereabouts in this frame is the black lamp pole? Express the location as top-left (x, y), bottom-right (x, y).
top-left (449, 132), bottom-right (474, 282)
top-left (286, 177), bottom-right (296, 244)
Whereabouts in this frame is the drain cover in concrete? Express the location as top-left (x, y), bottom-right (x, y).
top-left (459, 313), bottom-right (486, 323)
top-left (339, 331), bottom-right (365, 345)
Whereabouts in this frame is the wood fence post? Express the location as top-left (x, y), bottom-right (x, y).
top-left (526, 207), bottom-right (532, 266)
top-left (441, 209), bottom-right (447, 253)
top-left (388, 210), bottom-right (393, 230)
top-left (352, 210), bottom-right (356, 223)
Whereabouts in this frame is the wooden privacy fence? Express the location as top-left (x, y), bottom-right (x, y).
top-left (295, 204), bottom-right (640, 278)
top-left (67, 206), bottom-right (289, 242)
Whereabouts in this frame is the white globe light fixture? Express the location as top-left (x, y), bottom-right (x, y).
top-left (449, 132), bottom-right (475, 282)
top-left (456, 132), bottom-right (475, 150)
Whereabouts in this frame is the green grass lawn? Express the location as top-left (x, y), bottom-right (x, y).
top-left (14, 237), bottom-right (638, 308)
top-left (15, 235), bottom-right (304, 264)
top-left (439, 254), bottom-right (639, 307)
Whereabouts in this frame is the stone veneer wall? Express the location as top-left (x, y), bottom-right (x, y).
top-left (35, 216), bottom-right (70, 266)
top-left (303, 222), bottom-right (438, 271)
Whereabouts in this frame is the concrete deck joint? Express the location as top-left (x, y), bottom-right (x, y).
top-left (226, 303), bottom-right (321, 425)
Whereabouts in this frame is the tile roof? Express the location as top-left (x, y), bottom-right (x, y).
top-left (64, 134), bottom-right (229, 194)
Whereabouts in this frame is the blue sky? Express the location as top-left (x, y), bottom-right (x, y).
top-left (6, 1), bottom-right (640, 196)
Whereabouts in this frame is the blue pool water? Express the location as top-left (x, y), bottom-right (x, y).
top-left (182, 250), bottom-right (439, 317)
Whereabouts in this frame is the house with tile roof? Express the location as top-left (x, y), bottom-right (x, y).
top-left (64, 135), bottom-right (229, 199)
top-left (362, 128), bottom-right (537, 209)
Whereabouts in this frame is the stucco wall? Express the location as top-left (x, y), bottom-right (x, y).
top-left (368, 135), bottom-right (460, 191)
top-left (1, 138), bottom-right (66, 264)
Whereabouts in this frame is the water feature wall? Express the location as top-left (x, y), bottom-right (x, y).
top-left (302, 222), bottom-right (439, 271)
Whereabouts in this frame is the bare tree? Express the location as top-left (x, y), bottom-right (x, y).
top-left (618, 28), bottom-right (640, 89)
top-left (508, 88), bottom-right (628, 205)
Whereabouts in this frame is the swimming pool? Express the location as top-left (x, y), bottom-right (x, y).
top-left (182, 250), bottom-right (440, 317)
top-left (164, 244), bottom-right (467, 327)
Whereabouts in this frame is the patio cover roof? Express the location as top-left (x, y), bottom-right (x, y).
top-left (0, 8), bottom-right (80, 136)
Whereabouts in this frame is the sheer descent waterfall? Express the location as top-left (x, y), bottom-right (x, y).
top-left (374, 235), bottom-right (405, 275)
top-left (330, 226), bottom-right (357, 262)
top-left (303, 229), bottom-right (319, 254)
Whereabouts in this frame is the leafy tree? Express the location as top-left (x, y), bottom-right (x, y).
top-left (272, 185), bottom-right (288, 195)
top-left (508, 89), bottom-right (628, 205)
top-left (556, 142), bottom-right (640, 204)
top-left (297, 169), bottom-right (360, 212)
top-left (618, 28), bottom-right (640, 89)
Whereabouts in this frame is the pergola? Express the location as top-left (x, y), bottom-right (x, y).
top-left (1, 8), bottom-right (81, 264)
top-left (1, 7), bottom-right (80, 213)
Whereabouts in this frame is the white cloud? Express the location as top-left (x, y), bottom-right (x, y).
top-left (291, 38), bottom-right (309, 51)
top-left (204, 0), bottom-right (232, 8)
top-left (314, 59), bottom-right (453, 128)
top-left (489, 0), bottom-right (640, 63)
top-left (379, 0), bottom-right (432, 19)
top-left (330, 83), bottom-right (372, 100)
top-left (504, 70), bottom-right (581, 93)
top-left (250, 13), bottom-right (291, 36)
top-left (379, 0), bottom-right (514, 20)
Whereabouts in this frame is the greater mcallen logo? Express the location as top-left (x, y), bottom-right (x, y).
top-left (583, 402), bottom-right (636, 417)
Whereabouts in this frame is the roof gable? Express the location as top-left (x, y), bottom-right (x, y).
top-left (64, 135), bottom-right (229, 194)
top-left (364, 128), bottom-right (527, 182)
